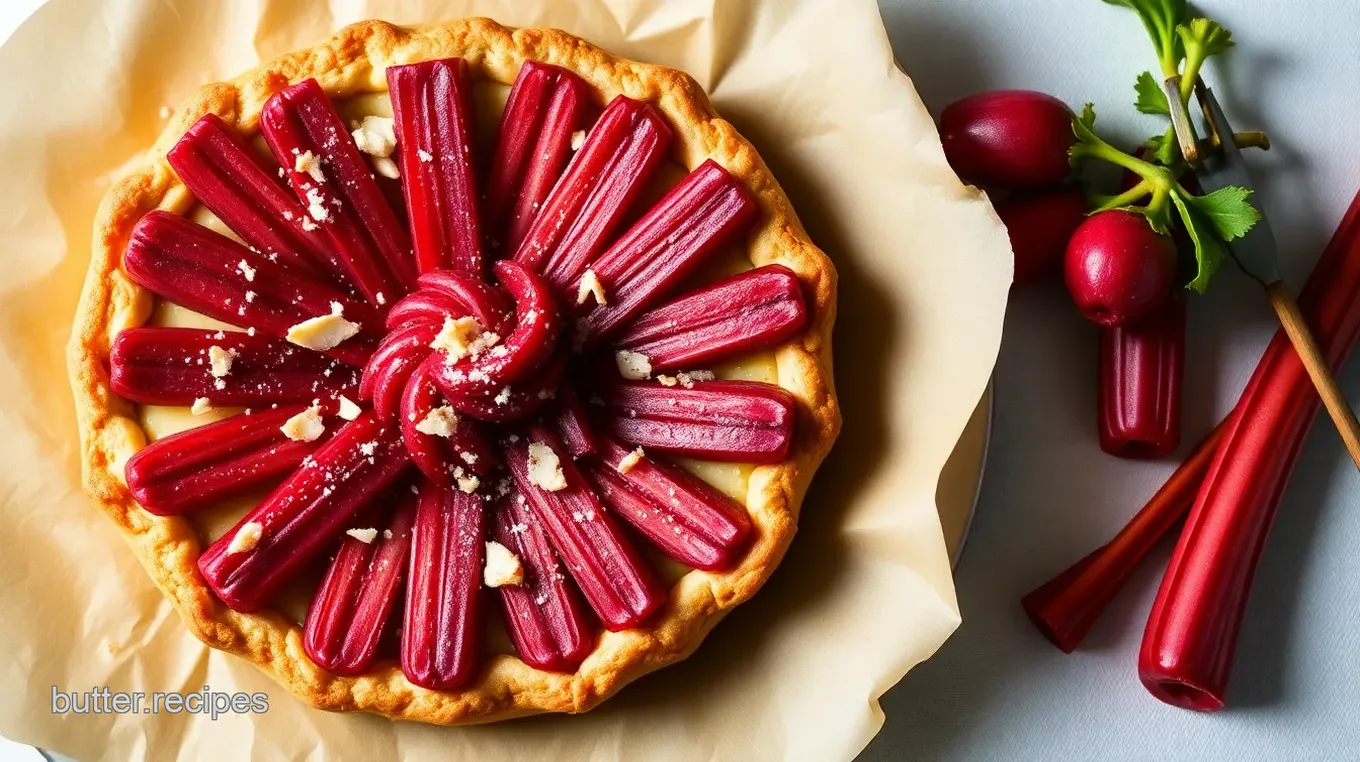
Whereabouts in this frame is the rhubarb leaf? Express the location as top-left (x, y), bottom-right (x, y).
top-left (1186, 186), bottom-right (1259, 242)
top-left (1170, 193), bottom-right (1225, 293)
top-left (1103, 0), bottom-right (1189, 76)
top-left (1135, 71), bottom-right (1171, 116)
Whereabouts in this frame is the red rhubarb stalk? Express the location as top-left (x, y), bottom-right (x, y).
top-left (198, 412), bottom-right (410, 611)
top-left (1098, 297), bottom-right (1186, 458)
top-left (584, 438), bottom-right (751, 570)
top-left (126, 403), bottom-right (339, 516)
top-left (607, 380), bottom-right (797, 463)
top-left (614, 264), bottom-right (808, 371)
top-left (167, 114), bottom-right (347, 284)
top-left (504, 427), bottom-right (664, 630)
top-left (110, 327), bottom-right (359, 407)
top-left (512, 95), bottom-right (673, 293)
top-left (1021, 422), bottom-right (1224, 652)
top-left (550, 386), bottom-right (597, 459)
top-left (261, 78), bottom-right (415, 306)
top-left (389, 59), bottom-right (485, 276)
top-left (122, 211), bottom-right (378, 366)
top-left (399, 363), bottom-right (494, 486)
top-left (577, 160), bottom-right (760, 342)
top-left (1140, 190), bottom-right (1360, 711)
top-left (360, 321), bottom-right (441, 421)
top-left (486, 61), bottom-right (590, 255)
top-left (491, 484), bottom-right (594, 672)
top-left (303, 489), bottom-right (417, 676)
top-left (402, 481), bottom-right (486, 690)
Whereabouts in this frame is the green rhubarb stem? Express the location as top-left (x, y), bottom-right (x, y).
top-left (1093, 181), bottom-right (1154, 213)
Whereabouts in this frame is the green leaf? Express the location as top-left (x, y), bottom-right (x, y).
top-left (1144, 129), bottom-right (1181, 165)
top-left (1186, 186), bottom-right (1260, 241)
top-left (1135, 71), bottom-right (1171, 115)
top-left (1178, 17), bottom-right (1235, 60)
top-left (1103, 0), bottom-right (1189, 75)
top-left (1171, 193), bottom-right (1226, 292)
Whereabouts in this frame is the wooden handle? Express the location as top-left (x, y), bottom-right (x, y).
top-left (1266, 281), bottom-right (1360, 469)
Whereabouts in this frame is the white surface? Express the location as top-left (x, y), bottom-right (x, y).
top-left (1, 0), bottom-right (1357, 760)
top-left (865, 1), bottom-right (1360, 760)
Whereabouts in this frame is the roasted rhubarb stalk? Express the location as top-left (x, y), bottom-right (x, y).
top-left (1140, 189), bottom-right (1360, 711)
top-left (167, 114), bottom-right (347, 284)
top-left (491, 485), bottom-right (594, 672)
top-left (486, 61), bottom-right (590, 254)
top-left (1099, 296), bottom-right (1185, 458)
top-left (198, 412), bottom-right (410, 612)
top-left (110, 327), bottom-right (359, 407)
top-left (385, 269), bottom-right (513, 333)
top-left (607, 380), bottom-right (797, 463)
top-left (126, 403), bottom-right (340, 516)
top-left (1021, 423), bottom-right (1225, 652)
top-left (402, 481), bottom-right (486, 690)
top-left (585, 438), bottom-right (751, 570)
top-left (551, 387), bottom-right (597, 459)
top-left (261, 78), bottom-right (415, 305)
top-left (303, 489), bottom-right (417, 676)
top-left (614, 265), bottom-right (808, 370)
top-left (576, 160), bottom-right (760, 342)
top-left (389, 59), bottom-right (485, 276)
top-left (504, 427), bottom-right (664, 630)
top-left (122, 211), bottom-right (378, 367)
top-left (399, 363), bottom-right (494, 487)
top-left (512, 95), bottom-right (672, 292)
top-left (360, 321), bottom-right (441, 421)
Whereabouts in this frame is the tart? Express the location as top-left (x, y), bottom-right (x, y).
top-left (68, 18), bottom-right (838, 724)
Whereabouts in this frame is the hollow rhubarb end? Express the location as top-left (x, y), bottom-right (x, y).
top-left (615, 264), bottom-right (808, 371)
top-left (127, 403), bottom-right (338, 516)
top-left (388, 59), bottom-right (486, 277)
top-left (512, 95), bottom-right (673, 291)
top-left (110, 327), bottom-right (359, 407)
top-left (167, 113), bottom-right (346, 284)
top-left (578, 160), bottom-right (760, 343)
top-left (122, 211), bottom-right (378, 367)
top-left (491, 484), bottom-right (594, 672)
top-left (303, 489), bottom-right (417, 676)
top-left (487, 61), bottom-right (591, 255)
top-left (1098, 298), bottom-right (1185, 459)
top-left (504, 427), bottom-right (664, 630)
top-left (607, 380), bottom-right (797, 463)
top-left (198, 412), bottom-right (411, 612)
top-left (586, 438), bottom-right (751, 571)
top-left (401, 481), bottom-right (486, 690)
top-left (261, 78), bottom-right (415, 306)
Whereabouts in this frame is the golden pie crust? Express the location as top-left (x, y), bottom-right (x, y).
top-left (67, 18), bottom-right (839, 725)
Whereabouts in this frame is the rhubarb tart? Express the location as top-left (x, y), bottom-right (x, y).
top-left (68, 19), bottom-right (838, 724)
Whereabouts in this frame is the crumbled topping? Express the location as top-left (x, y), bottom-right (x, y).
top-left (227, 522), bottom-right (263, 554)
top-left (286, 305), bottom-right (360, 351)
top-left (371, 156), bottom-right (400, 179)
top-left (351, 116), bottom-right (396, 157)
top-left (494, 387), bottom-right (512, 406)
top-left (577, 268), bottom-right (607, 306)
top-left (527, 441), bottom-right (568, 492)
top-left (430, 316), bottom-right (497, 362)
top-left (346, 527), bottom-right (378, 544)
top-left (617, 447), bottom-right (645, 474)
top-left (336, 395), bottom-right (362, 421)
top-left (614, 350), bottom-right (652, 380)
top-left (237, 260), bottom-right (256, 281)
top-left (457, 474), bottom-right (481, 494)
top-left (677, 370), bottom-right (716, 388)
top-left (570, 130), bottom-right (586, 151)
top-left (208, 345), bottom-right (235, 378)
top-left (190, 397), bottom-right (213, 416)
top-left (415, 405), bottom-right (459, 437)
top-left (417, 149), bottom-right (434, 163)
top-left (294, 151), bottom-right (326, 183)
top-left (280, 405), bottom-right (325, 442)
top-left (305, 188), bottom-right (331, 222)
top-left (483, 541), bottom-right (525, 587)
top-left (657, 375), bottom-right (678, 387)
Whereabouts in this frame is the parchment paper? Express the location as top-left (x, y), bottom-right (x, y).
top-left (0, 0), bottom-right (1012, 760)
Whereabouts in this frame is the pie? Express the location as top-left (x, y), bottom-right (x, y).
top-left (67, 18), bottom-right (839, 725)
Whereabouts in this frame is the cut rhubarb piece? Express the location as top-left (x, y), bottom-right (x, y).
top-left (198, 412), bottom-right (411, 612)
top-left (303, 489), bottom-right (417, 676)
top-left (359, 321), bottom-right (441, 421)
top-left (425, 261), bottom-right (560, 410)
top-left (388, 59), bottom-right (485, 276)
top-left (585, 438), bottom-right (751, 570)
top-left (607, 380), bottom-right (797, 463)
top-left (399, 363), bottom-right (494, 486)
top-left (1099, 298), bottom-right (1185, 459)
top-left (614, 265), bottom-right (808, 370)
top-left (504, 427), bottom-right (664, 630)
top-left (110, 327), bottom-right (359, 407)
top-left (385, 270), bottom-right (513, 333)
top-left (167, 114), bottom-right (348, 284)
top-left (123, 211), bottom-right (378, 366)
top-left (486, 61), bottom-right (590, 254)
top-left (126, 403), bottom-right (339, 516)
top-left (402, 481), bottom-right (486, 690)
top-left (261, 78), bottom-right (415, 305)
top-left (433, 351), bottom-right (567, 423)
top-left (491, 484), bottom-right (594, 671)
top-left (577, 160), bottom-right (760, 342)
top-left (512, 95), bottom-right (672, 293)
top-left (551, 387), bottom-right (597, 459)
